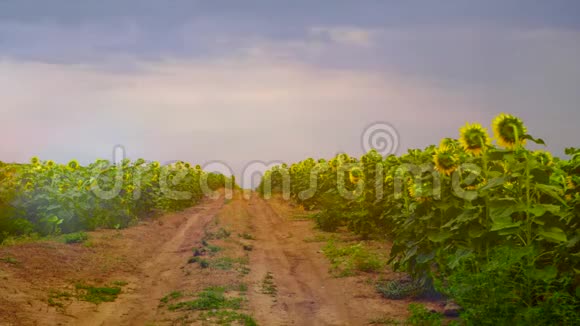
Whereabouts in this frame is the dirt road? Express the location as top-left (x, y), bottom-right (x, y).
top-left (0, 193), bottom-right (434, 325)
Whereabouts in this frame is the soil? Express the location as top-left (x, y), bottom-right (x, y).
top-left (0, 192), bottom-right (442, 326)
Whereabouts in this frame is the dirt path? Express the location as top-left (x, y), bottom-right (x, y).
top-left (1, 193), bottom-right (438, 325)
top-left (245, 194), bottom-right (355, 326)
top-left (73, 199), bottom-right (223, 326)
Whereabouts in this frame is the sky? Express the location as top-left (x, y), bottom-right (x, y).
top-left (1, 1), bottom-right (579, 185)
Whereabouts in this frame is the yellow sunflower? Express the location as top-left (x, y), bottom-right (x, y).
top-left (433, 145), bottom-right (459, 176)
top-left (439, 138), bottom-right (460, 150)
top-left (67, 159), bottom-right (80, 171)
top-left (492, 113), bottom-right (527, 149)
top-left (30, 156), bottom-right (40, 165)
top-left (459, 123), bottom-right (491, 155)
top-left (45, 160), bottom-right (55, 168)
top-left (532, 150), bottom-right (554, 167)
top-left (349, 167), bottom-right (364, 184)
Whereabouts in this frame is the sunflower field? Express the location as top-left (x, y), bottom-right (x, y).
top-left (0, 158), bottom-right (230, 243)
top-left (259, 114), bottom-right (580, 324)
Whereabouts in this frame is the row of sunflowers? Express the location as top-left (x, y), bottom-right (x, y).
top-left (258, 114), bottom-right (579, 324)
top-left (0, 158), bottom-right (230, 242)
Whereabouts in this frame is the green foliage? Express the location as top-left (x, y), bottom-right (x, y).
top-left (160, 291), bottom-right (183, 304)
top-left (206, 227), bottom-right (231, 240)
top-left (62, 232), bottom-right (88, 244)
top-left (260, 272), bottom-right (277, 296)
top-left (168, 286), bottom-right (243, 311)
top-left (323, 240), bottom-right (385, 276)
top-left (74, 283), bottom-right (122, 304)
top-left (376, 279), bottom-right (424, 300)
top-left (198, 310), bottom-right (257, 326)
top-left (259, 115), bottom-right (580, 324)
top-left (406, 304), bottom-right (443, 326)
top-left (0, 159), bottom-right (233, 241)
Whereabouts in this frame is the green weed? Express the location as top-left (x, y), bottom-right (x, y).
top-left (62, 232), bottom-right (88, 244)
top-left (260, 272), bottom-right (277, 297)
top-left (168, 286), bottom-right (243, 311)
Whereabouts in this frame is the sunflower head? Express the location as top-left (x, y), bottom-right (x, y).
top-left (439, 138), bottom-right (460, 151)
top-left (151, 161), bottom-right (160, 169)
top-left (195, 164), bottom-right (201, 170)
top-left (30, 156), bottom-right (41, 165)
top-left (45, 160), bottom-right (55, 168)
top-left (433, 145), bottom-right (459, 176)
top-left (67, 159), bottom-right (80, 171)
top-left (24, 181), bottom-right (34, 191)
top-left (135, 158), bottom-right (146, 165)
top-left (532, 150), bottom-right (554, 167)
top-left (492, 113), bottom-right (527, 149)
top-left (459, 123), bottom-right (491, 155)
top-left (349, 167), bottom-right (364, 184)
top-left (329, 159), bottom-right (339, 171)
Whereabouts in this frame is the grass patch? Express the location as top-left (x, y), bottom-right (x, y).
top-left (62, 232), bottom-right (88, 244)
top-left (160, 291), bottom-right (184, 304)
top-left (205, 227), bottom-right (231, 240)
top-left (74, 283), bottom-right (122, 304)
top-left (368, 316), bottom-right (402, 325)
top-left (168, 286), bottom-right (243, 311)
top-left (322, 240), bottom-right (385, 276)
top-left (376, 279), bottom-right (424, 300)
top-left (48, 290), bottom-right (74, 310)
top-left (110, 280), bottom-right (128, 287)
top-left (206, 244), bottom-right (222, 254)
top-left (210, 257), bottom-right (236, 270)
top-left (198, 310), bottom-right (257, 326)
top-left (260, 272), bottom-right (277, 297)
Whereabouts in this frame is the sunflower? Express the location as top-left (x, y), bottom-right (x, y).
top-left (151, 161), bottom-right (160, 169)
top-left (459, 123), bottom-right (491, 155)
top-left (433, 145), bottom-right (459, 176)
top-left (439, 138), bottom-right (460, 151)
top-left (183, 162), bottom-right (191, 169)
top-left (532, 150), bottom-right (554, 166)
top-left (492, 113), bottom-right (527, 149)
top-left (30, 156), bottom-right (40, 165)
top-left (67, 159), bottom-right (80, 171)
top-left (349, 167), bottom-right (364, 184)
top-left (45, 160), bottom-right (55, 168)
top-left (329, 159), bottom-right (339, 172)
top-left (24, 182), bottom-right (34, 191)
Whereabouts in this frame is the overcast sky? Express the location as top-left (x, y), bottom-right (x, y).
top-left (1, 1), bottom-right (579, 183)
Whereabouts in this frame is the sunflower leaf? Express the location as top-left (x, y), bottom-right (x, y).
top-left (522, 134), bottom-right (546, 146)
top-left (538, 226), bottom-right (568, 243)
